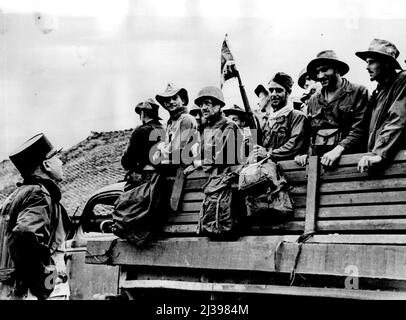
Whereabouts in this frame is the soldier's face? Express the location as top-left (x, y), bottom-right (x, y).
top-left (315, 65), bottom-right (338, 89)
top-left (304, 76), bottom-right (316, 90)
top-left (44, 155), bottom-right (64, 182)
top-left (163, 94), bottom-right (185, 113)
top-left (200, 98), bottom-right (221, 121)
top-left (228, 114), bottom-right (243, 128)
top-left (268, 81), bottom-right (288, 111)
top-left (191, 111), bottom-right (202, 126)
top-left (366, 57), bottom-right (388, 82)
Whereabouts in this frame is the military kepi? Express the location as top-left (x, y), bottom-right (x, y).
top-left (9, 133), bottom-right (62, 177)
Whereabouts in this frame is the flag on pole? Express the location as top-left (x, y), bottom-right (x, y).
top-left (220, 34), bottom-right (237, 88)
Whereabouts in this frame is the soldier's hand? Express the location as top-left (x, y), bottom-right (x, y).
top-left (183, 165), bottom-right (196, 176)
top-left (252, 145), bottom-right (268, 160)
top-left (321, 145), bottom-right (344, 167)
top-left (357, 155), bottom-right (382, 173)
top-left (294, 154), bottom-right (308, 167)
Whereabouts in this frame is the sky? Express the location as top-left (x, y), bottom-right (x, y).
top-left (1, 0), bottom-right (406, 161)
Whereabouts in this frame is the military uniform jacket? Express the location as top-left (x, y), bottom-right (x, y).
top-left (163, 108), bottom-right (198, 165)
top-left (121, 119), bottom-right (163, 172)
top-left (260, 109), bottom-right (310, 161)
top-left (307, 78), bottom-right (369, 153)
top-left (201, 115), bottom-right (239, 172)
top-left (367, 71), bottom-right (406, 161)
top-left (1, 177), bottom-right (70, 298)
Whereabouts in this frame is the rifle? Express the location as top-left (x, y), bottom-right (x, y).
top-left (232, 65), bottom-right (261, 143)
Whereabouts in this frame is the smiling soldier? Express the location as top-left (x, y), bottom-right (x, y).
top-left (154, 82), bottom-right (198, 167)
top-left (251, 72), bottom-right (310, 162)
top-left (295, 50), bottom-right (369, 167)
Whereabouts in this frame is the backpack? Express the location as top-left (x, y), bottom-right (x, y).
top-left (198, 169), bottom-right (241, 238)
top-left (242, 158), bottom-right (293, 219)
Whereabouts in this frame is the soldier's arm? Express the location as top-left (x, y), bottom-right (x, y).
top-left (339, 86), bottom-right (369, 151)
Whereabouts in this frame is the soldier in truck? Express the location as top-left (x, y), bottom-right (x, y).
top-left (356, 39), bottom-right (406, 172)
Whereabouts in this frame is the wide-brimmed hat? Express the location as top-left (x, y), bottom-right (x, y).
top-left (298, 68), bottom-right (308, 89)
top-left (9, 133), bottom-right (62, 177)
top-left (307, 50), bottom-right (350, 80)
top-left (355, 38), bottom-right (402, 70)
top-left (188, 104), bottom-right (202, 116)
top-left (135, 98), bottom-right (162, 120)
top-left (155, 82), bottom-right (189, 107)
top-left (254, 84), bottom-right (268, 97)
top-left (222, 104), bottom-right (247, 120)
top-left (194, 86), bottom-right (225, 107)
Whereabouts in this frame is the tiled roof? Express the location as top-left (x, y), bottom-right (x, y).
top-left (0, 129), bottom-right (133, 216)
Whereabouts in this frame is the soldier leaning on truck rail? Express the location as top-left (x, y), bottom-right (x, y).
top-left (355, 39), bottom-right (406, 172)
top-left (294, 50), bottom-right (370, 167)
top-left (0, 133), bottom-right (71, 300)
top-left (250, 72), bottom-right (310, 162)
top-left (121, 98), bottom-right (164, 191)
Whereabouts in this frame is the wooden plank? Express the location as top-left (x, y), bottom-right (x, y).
top-left (305, 156), bottom-right (319, 233)
top-left (162, 218), bottom-right (406, 234)
top-left (278, 160), bottom-right (306, 172)
top-left (318, 204), bottom-right (406, 219)
top-left (86, 238), bottom-right (406, 281)
top-left (182, 192), bottom-right (204, 202)
top-left (162, 224), bottom-right (199, 234)
top-left (182, 186), bottom-right (306, 203)
top-left (317, 218), bottom-right (406, 231)
top-left (284, 171), bottom-right (307, 183)
top-left (168, 213), bottom-right (198, 224)
top-left (180, 202), bottom-right (201, 213)
top-left (184, 178), bottom-right (207, 191)
top-left (158, 234), bottom-right (406, 245)
top-left (180, 195), bottom-right (307, 213)
top-left (336, 150), bottom-right (406, 166)
top-left (119, 279), bottom-right (406, 300)
top-left (185, 170), bottom-right (211, 179)
top-left (170, 167), bottom-right (186, 212)
top-left (170, 209), bottom-right (306, 224)
top-left (319, 162), bottom-right (406, 181)
top-left (318, 190), bottom-right (406, 207)
top-left (161, 220), bottom-right (305, 235)
top-left (172, 208), bottom-right (307, 224)
top-left (319, 177), bottom-right (406, 194)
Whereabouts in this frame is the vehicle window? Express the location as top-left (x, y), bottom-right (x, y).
top-left (81, 195), bottom-right (118, 233)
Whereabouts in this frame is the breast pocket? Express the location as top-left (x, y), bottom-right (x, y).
top-left (272, 122), bottom-right (290, 147)
top-left (336, 104), bottom-right (354, 123)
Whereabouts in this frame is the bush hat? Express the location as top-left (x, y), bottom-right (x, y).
top-left (135, 98), bottom-right (162, 120)
top-left (155, 82), bottom-right (189, 107)
top-left (307, 50), bottom-right (350, 80)
top-left (222, 104), bottom-right (247, 120)
top-left (189, 104), bottom-right (202, 116)
top-left (355, 38), bottom-right (402, 70)
top-left (298, 68), bottom-right (308, 89)
top-left (254, 84), bottom-right (268, 97)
